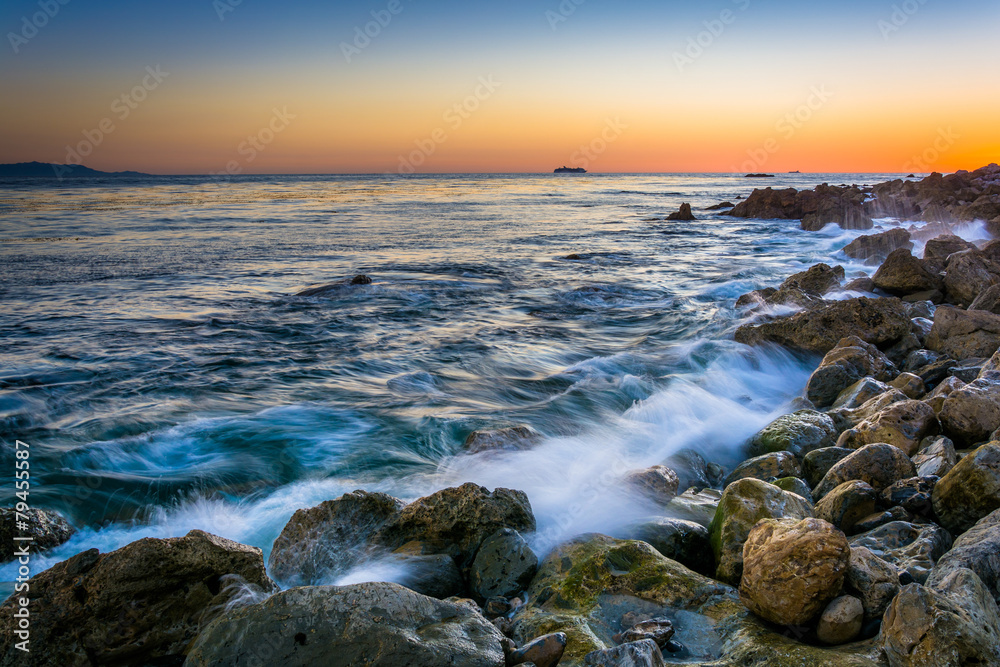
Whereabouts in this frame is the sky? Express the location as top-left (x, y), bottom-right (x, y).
top-left (1, 0), bottom-right (998, 174)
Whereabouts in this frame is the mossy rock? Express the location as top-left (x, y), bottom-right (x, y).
top-left (747, 410), bottom-right (837, 458)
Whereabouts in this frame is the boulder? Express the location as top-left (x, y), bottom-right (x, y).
top-left (708, 478), bottom-right (814, 585)
top-left (746, 410), bottom-right (837, 458)
top-left (845, 546), bottom-right (901, 623)
top-left (386, 550), bottom-right (464, 599)
top-left (614, 618), bottom-right (675, 647)
top-left (666, 203), bottom-right (696, 221)
top-left (0, 507), bottom-right (74, 562)
top-left (844, 276), bottom-right (876, 292)
top-left (662, 449), bottom-right (711, 491)
top-left (831, 377), bottom-right (893, 410)
top-left (968, 283), bottom-right (1000, 314)
top-left (842, 228), bottom-right (913, 264)
top-left (926, 305), bottom-right (1000, 359)
top-left (734, 297), bottom-right (911, 355)
top-left (374, 483), bottom-right (536, 569)
top-left (814, 481), bottom-right (879, 533)
top-left (923, 234), bottom-right (975, 263)
top-left (889, 372), bottom-right (925, 399)
top-left (928, 508), bottom-right (1000, 605)
top-left (470, 528), bottom-right (538, 602)
top-left (621, 518), bottom-right (713, 576)
top-left (739, 518), bottom-right (850, 626)
top-left (923, 377), bottom-right (964, 414)
top-left (851, 507), bottom-right (914, 535)
top-left (723, 452), bottom-right (802, 487)
top-left (942, 248), bottom-right (1000, 306)
top-left (880, 476), bottom-right (938, 517)
top-left (803, 447), bottom-right (854, 488)
top-left (663, 488), bottom-right (722, 528)
top-left (185, 581), bottom-right (505, 667)
top-left (806, 337), bottom-right (897, 407)
top-left (849, 521), bottom-right (952, 583)
top-left (880, 569), bottom-right (1000, 667)
top-left (938, 377), bottom-right (1000, 445)
top-left (584, 639), bottom-right (665, 667)
top-left (773, 477), bottom-right (814, 503)
top-left (912, 436), bottom-right (958, 477)
top-left (873, 248), bottom-right (944, 297)
top-left (814, 443), bottom-right (918, 500)
top-left (931, 443), bottom-right (1000, 535)
top-left (777, 263), bottom-right (845, 297)
top-left (465, 426), bottom-right (543, 454)
top-left (816, 595), bottom-right (864, 645)
top-left (835, 400), bottom-right (939, 456)
top-left (624, 466), bottom-right (680, 506)
top-left (269, 490), bottom-right (404, 586)
top-left (828, 389), bottom-right (909, 432)
top-left (508, 632), bottom-right (567, 667)
top-left (0, 530), bottom-right (275, 667)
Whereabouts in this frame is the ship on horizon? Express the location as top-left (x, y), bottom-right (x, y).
top-left (554, 166), bottom-right (587, 174)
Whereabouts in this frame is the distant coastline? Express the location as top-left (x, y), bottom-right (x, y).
top-left (0, 162), bottom-right (151, 179)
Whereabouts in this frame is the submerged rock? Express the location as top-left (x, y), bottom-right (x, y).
top-left (0, 530), bottom-right (275, 667)
top-left (185, 581), bottom-right (506, 667)
top-left (0, 507), bottom-right (74, 562)
top-left (464, 425), bottom-right (543, 454)
top-left (931, 443), bottom-right (1000, 535)
top-left (624, 465), bottom-right (680, 506)
top-left (666, 203), bottom-right (696, 221)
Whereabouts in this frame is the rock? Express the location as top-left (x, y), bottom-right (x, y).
top-left (923, 234), bottom-right (976, 263)
top-left (708, 478), bottom-right (814, 585)
top-left (735, 287), bottom-right (777, 309)
top-left (621, 518), bottom-right (713, 575)
top-left (831, 377), bottom-right (892, 410)
top-left (968, 283), bottom-right (1000, 314)
top-left (584, 639), bottom-right (665, 667)
top-left (851, 507), bottom-right (913, 534)
top-left (843, 228), bottom-right (913, 264)
top-left (705, 201), bottom-right (735, 211)
top-left (184, 581), bottom-right (505, 667)
top-left (723, 451), bottom-right (802, 487)
top-left (816, 595), bottom-right (864, 645)
top-left (873, 248), bottom-right (944, 297)
top-left (666, 203), bottom-right (696, 221)
top-left (725, 184), bottom-right (872, 230)
top-left (923, 377), bottom-right (964, 414)
top-left (926, 305), bottom-right (1000, 359)
top-left (746, 410), bottom-right (837, 458)
top-left (814, 443), bottom-right (918, 500)
top-left (931, 443), bottom-right (1000, 535)
top-left (889, 372), bottom-right (925, 399)
top-left (815, 481), bottom-right (879, 533)
top-left (880, 569), bottom-right (1000, 667)
top-left (0, 530), bottom-right (275, 667)
top-left (384, 551), bottom-right (464, 599)
top-left (778, 263), bottom-right (846, 297)
top-left (773, 476), bottom-right (814, 503)
top-left (881, 476), bottom-right (938, 517)
top-left (942, 248), bottom-right (1000, 306)
top-left (662, 449), bottom-right (711, 491)
top-left (269, 490), bottom-right (404, 586)
top-left (739, 518), bottom-right (851, 626)
top-left (350, 274), bottom-right (373, 285)
top-left (844, 276), bottom-right (876, 292)
top-left (470, 528), bottom-right (538, 602)
top-left (508, 632), bottom-right (567, 667)
top-left (929, 508), bottom-right (1000, 605)
top-left (835, 400), bottom-right (939, 456)
top-left (806, 336), bottom-right (897, 407)
top-left (374, 483), bottom-right (536, 570)
top-left (0, 507), bottom-right (74, 561)
top-left (615, 618), bottom-right (675, 647)
top-left (663, 488), bottom-right (722, 527)
top-left (734, 297), bottom-right (911, 355)
top-left (938, 376), bottom-right (1000, 445)
top-left (829, 388), bottom-right (910, 432)
top-left (465, 426), bottom-right (543, 454)
top-left (912, 436), bottom-right (958, 477)
top-left (803, 447), bottom-right (854, 488)
top-left (624, 466), bottom-right (680, 505)
top-left (850, 521), bottom-right (952, 583)
top-left (845, 546), bottom-right (901, 622)
top-left (908, 355), bottom-right (960, 387)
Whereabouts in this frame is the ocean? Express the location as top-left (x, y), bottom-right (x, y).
top-left (1, 172), bottom-right (988, 586)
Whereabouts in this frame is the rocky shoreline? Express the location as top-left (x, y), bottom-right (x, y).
top-left (4, 166), bottom-right (1000, 666)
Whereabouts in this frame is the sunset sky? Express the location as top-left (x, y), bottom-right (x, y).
top-left (2, 0), bottom-right (998, 174)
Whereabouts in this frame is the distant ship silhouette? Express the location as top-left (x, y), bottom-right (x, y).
top-left (554, 166), bottom-right (586, 173)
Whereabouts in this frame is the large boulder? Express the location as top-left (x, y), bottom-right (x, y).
top-left (880, 569), bottom-right (1000, 667)
top-left (923, 234), bottom-right (975, 264)
top-left (942, 248), bottom-right (1000, 306)
top-left (746, 410), bottom-right (837, 458)
top-left (775, 263), bottom-right (845, 299)
top-left (268, 490), bottom-right (404, 586)
top-left (843, 228), bottom-right (913, 264)
top-left (0, 530), bottom-right (275, 667)
top-left (928, 508), bottom-right (1000, 605)
top-left (931, 443), bottom-right (1000, 535)
top-left (739, 518), bottom-right (850, 626)
top-left (814, 480), bottom-right (879, 534)
top-left (849, 521), bottom-right (952, 583)
top-left (831, 377), bottom-right (893, 410)
top-left (925, 305), bottom-right (1000, 359)
top-left (723, 451), bottom-right (802, 487)
top-left (0, 507), bottom-right (74, 562)
top-left (938, 377), bottom-right (1000, 445)
top-left (374, 483), bottom-right (536, 569)
top-left (185, 581), bottom-right (505, 667)
top-left (968, 283), bottom-right (1000, 314)
top-left (469, 528), bottom-right (538, 602)
top-left (835, 400), bottom-right (939, 456)
top-left (813, 443), bottom-right (917, 500)
top-left (873, 248), bottom-right (944, 297)
top-left (806, 337), bottom-right (897, 407)
top-left (734, 297), bottom-right (911, 355)
top-left (708, 478), bottom-right (815, 585)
